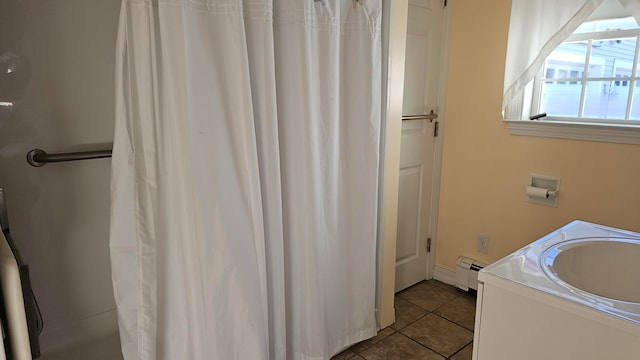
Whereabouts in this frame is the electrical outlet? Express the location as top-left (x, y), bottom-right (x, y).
top-left (477, 233), bottom-right (489, 254)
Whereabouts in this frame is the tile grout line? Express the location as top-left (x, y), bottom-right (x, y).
top-left (342, 281), bottom-right (475, 360)
top-left (398, 284), bottom-right (477, 331)
top-left (395, 331), bottom-right (450, 360)
top-left (348, 327), bottom-right (396, 355)
top-left (445, 339), bottom-right (473, 360)
top-left (398, 313), bottom-right (473, 359)
top-left (390, 311), bottom-right (430, 332)
top-left (396, 282), bottom-right (476, 358)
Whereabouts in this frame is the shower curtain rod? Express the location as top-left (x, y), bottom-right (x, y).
top-left (26, 147), bottom-right (112, 167)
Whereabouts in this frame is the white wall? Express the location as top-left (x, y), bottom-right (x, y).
top-left (0, 0), bottom-right (121, 352)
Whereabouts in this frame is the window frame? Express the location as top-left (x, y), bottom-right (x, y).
top-left (505, 21), bottom-right (640, 144)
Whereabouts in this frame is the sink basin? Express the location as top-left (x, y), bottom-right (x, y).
top-left (541, 237), bottom-right (640, 303)
top-left (476, 222), bottom-right (640, 360)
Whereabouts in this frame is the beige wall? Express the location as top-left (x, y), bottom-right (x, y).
top-left (436, 0), bottom-right (640, 271)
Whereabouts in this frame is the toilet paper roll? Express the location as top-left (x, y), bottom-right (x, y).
top-left (526, 186), bottom-right (550, 199)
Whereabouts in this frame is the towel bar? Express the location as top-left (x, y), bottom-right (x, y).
top-left (402, 110), bottom-right (438, 122)
top-left (26, 148), bottom-right (112, 167)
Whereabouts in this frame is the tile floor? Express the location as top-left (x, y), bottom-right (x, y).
top-left (333, 280), bottom-right (476, 360)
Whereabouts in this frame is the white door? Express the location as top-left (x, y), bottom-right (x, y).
top-left (395, 0), bottom-right (445, 292)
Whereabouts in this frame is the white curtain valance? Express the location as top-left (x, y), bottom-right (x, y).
top-left (502, 0), bottom-right (640, 119)
top-left (620, 0), bottom-right (640, 21)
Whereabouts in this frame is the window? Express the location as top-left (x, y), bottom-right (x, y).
top-left (506, 15), bottom-right (640, 144)
top-left (533, 17), bottom-right (640, 123)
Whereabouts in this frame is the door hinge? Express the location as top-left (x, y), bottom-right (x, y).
top-left (443, 0), bottom-right (448, 7)
top-left (427, 237), bottom-right (432, 252)
top-left (434, 121), bottom-right (439, 137)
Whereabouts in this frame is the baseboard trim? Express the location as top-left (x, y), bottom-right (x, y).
top-left (433, 266), bottom-right (456, 286)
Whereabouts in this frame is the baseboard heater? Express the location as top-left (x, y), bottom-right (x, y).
top-left (455, 256), bottom-right (486, 291)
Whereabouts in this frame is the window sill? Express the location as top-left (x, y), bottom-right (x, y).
top-left (504, 120), bottom-right (640, 145)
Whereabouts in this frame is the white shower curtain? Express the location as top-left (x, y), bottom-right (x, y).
top-left (109, 0), bottom-right (381, 359)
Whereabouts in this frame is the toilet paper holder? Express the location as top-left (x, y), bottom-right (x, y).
top-left (527, 174), bottom-right (560, 207)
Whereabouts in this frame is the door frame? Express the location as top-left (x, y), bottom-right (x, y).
top-left (427, 0), bottom-right (453, 281)
top-left (377, 0), bottom-right (453, 329)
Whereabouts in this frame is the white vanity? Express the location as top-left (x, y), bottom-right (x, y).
top-left (473, 221), bottom-right (640, 360)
